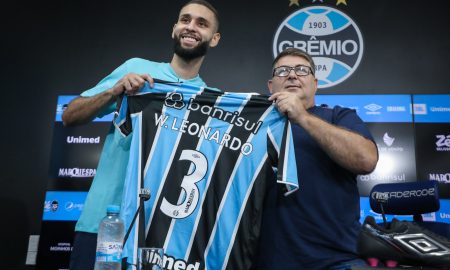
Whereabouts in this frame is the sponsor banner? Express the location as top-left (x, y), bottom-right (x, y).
top-left (273, 5), bottom-right (363, 88)
top-left (55, 95), bottom-right (113, 122)
top-left (415, 123), bottom-right (450, 198)
top-left (42, 191), bottom-right (87, 221)
top-left (316, 94), bottom-right (412, 122)
top-left (36, 221), bottom-right (75, 269)
top-left (428, 172), bottom-right (450, 184)
top-left (412, 94), bottom-right (450, 123)
top-left (48, 122), bottom-right (110, 183)
top-left (357, 123), bottom-right (416, 196)
top-left (360, 197), bottom-right (450, 224)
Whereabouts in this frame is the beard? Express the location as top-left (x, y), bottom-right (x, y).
top-left (173, 35), bottom-right (209, 61)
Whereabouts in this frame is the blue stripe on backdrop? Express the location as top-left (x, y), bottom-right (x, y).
top-left (412, 94), bottom-right (450, 123)
top-left (315, 94), bottom-right (412, 123)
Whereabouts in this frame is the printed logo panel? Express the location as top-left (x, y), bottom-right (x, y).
top-left (273, 6), bottom-right (363, 88)
top-left (36, 221), bottom-right (75, 269)
top-left (48, 121), bottom-right (110, 186)
top-left (42, 191), bottom-right (87, 221)
top-left (415, 123), bottom-right (450, 198)
top-left (357, 123), bottom-right (417, 196)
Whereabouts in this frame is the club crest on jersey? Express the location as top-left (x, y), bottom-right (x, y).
top-left (273, 6), bottom-right (364, 88)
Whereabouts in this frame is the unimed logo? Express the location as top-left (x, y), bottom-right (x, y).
top-left (66, 136), bottom-right (100, 144)
top-left (58, 168), bottom-right (96, 178)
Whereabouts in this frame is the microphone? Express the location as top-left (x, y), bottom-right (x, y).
top-left (369, 181), bottom-right (440, 223)
top-left (121, 188), bottom-right (150, 270)
top-left (123, 188), bottom-right (151, 246)
top-left (372, 190), bottom-right (389, 227)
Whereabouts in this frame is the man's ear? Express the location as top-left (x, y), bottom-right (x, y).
top-left (171, 24), bottom-right (176, 39)
top-left (267, 80), bottom-right (273, 94)
top-left (209, 32), bottom-right (221, 48)
top-left (313, 77), bottom-right (318, 95)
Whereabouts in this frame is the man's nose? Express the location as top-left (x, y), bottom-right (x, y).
top-left (185, 20), bottom-right (196, 31)
top-left (287, 69), bottom-right (298, 79)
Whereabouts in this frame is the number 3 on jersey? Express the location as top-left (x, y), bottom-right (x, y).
top-left (160, 149), bottom-right (207, 219)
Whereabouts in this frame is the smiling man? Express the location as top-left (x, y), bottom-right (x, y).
top-left (62, 1), bottom-right (221, 269)
top-left (256, 48), bottom-right (379, 270)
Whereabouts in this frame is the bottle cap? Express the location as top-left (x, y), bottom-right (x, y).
top-left (106, 204), bottom-right (120, 214)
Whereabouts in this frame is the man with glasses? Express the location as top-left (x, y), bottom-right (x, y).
top-left (256, 48), bottom-right (378, 270)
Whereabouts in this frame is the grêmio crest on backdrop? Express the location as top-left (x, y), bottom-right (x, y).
top-left (273, 0), bottom-right (363, 88)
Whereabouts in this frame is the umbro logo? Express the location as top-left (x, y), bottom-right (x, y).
top-left (395, 233), bottom-right (450, 255)
top-left (364, 103), bottom-right (382, 112)
top-left (165, 92), bottom-right (185, 110)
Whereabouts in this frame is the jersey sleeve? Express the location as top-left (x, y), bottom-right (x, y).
top-left (113, 94), bottom-right (131, 136)
top-left (268, 116), bottom-right (299, 196)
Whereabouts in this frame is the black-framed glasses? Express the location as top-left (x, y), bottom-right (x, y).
top-left (272, 65), bottom-right (314, 77)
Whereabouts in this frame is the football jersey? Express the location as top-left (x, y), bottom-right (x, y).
top-left (114, 80), bottom-right (299, 270)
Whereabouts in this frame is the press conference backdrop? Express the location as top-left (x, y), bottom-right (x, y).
top-left (36, 94), bottom-right (450, 269)
top-left (3, 0), bottom-right (450, 269)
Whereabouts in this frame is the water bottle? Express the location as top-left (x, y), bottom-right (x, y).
top-left (94, 205), bottom-right (125, 270)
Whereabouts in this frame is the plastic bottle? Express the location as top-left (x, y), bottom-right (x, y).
top-left (94, 205), bottom-right (125, 270)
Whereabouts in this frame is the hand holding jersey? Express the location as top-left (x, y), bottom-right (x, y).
top-left (109, 73), bottom-right (155, 97)
top-left (268, 49), bottom-right (377, 175)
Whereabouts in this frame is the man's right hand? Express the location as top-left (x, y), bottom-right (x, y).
top-left (63, 73), bottom-right (154, 127)
top-left (109, 73), bottom-right (155, 97)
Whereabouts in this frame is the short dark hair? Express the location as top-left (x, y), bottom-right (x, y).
top-left (272, 48), bottom-right (316, 76)
top-left (181, 0), bottom-right (220, 32)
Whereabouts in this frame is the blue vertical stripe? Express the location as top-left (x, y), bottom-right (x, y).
top-left (121, 113), bottom-right (142, 261)
top-left (165, 94), bottom-right (248, 260)
top-left (204, 105), bottom-right (272, 269)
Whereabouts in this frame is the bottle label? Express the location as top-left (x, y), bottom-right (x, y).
top-left (95, 241), bottom-right (123, 263)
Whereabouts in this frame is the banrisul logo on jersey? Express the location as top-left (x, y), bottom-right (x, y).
top-left (273, 6), bottom-right (363, 88)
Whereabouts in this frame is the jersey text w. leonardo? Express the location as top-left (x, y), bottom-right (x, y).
top-left (114, 81), bottom-right (298, 270)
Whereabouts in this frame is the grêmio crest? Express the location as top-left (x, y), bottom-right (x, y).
top-left (273, 4), bottom-right (363, 88)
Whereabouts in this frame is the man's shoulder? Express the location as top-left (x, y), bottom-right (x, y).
top-left (311, 104), bottom-right (359, 123)
top-left (314, 104), bottom-right (353, 112)
top-left (124, 57), bottom-right (168, 67)
top-left (312, 104), bottom-right (352, 114)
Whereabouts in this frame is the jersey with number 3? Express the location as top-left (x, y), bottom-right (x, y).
top-left (114, 81), bottom-right (298, 270)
